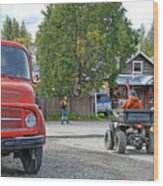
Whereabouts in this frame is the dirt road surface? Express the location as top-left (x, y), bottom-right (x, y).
top-left (1, 137), bottom-right (153, 180)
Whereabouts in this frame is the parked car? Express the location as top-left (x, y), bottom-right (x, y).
top-left (1, 41), bottom-right (46, 174)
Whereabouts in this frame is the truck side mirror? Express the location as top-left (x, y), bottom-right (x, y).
top-left (29, 54), bottom-right (40, 84)
top-left (35, 97), bottom-right (43, 110)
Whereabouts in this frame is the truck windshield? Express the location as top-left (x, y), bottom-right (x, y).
top-left (1, 45), bottom-right (31, 80)
top-left (97, 94), bottom-right (110, 102)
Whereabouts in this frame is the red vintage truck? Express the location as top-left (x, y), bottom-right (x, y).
top-left (1, 40), bottom-right (46, 174)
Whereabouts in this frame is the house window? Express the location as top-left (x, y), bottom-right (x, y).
top-left (133, 61), bottom-right (143, 74)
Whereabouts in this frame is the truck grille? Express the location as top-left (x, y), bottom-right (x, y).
top-left (1, 107), bottom-right (24, 129)
top-left (2, 90), bottom-right (21, 102)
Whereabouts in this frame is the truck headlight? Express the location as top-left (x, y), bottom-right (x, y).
top-left (25, 113), bottom-right (36, 128)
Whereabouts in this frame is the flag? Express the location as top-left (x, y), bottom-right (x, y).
top-left (125, 79), bottom-right (130, 98)
top-left (141, 87), bottom-right (145, 105)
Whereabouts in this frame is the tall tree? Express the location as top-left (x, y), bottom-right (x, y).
top-left (12, 18), bottom-right (20, 39)
top-left (20, 21), bottom-right (27, 37)
top-left (1, 16), bottom-right (13, 40)
top-left (2, 16), bottom-right (32, 49)
top-left (36, 3), bottom-right (139, 97)
top-left (139, 23), bottom-right (154, 58)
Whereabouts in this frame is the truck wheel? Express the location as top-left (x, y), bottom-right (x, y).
top-left (116, 131), bottom-right (126, 154)
top-left (104, 112), bottom-right (108, 118)
top-left (146, 132), bottom-right (154, 154)
top-left (105, 130), bottom-right (114, 150)
top-left (21, 147), bottom-right (43, 174)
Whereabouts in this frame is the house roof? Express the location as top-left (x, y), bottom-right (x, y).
top-left (116, 74), bottom-right (153, 86)
top-left (126, 51), bottom-right (154, 65)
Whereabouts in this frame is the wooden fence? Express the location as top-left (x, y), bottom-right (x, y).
top-left (42, 96), bottom-right (94, 117)
top-left (41, 96), bottom-right (153, 117)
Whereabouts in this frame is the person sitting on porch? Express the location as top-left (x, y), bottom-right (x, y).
top-left (120, 89), bottom-right (143, 110)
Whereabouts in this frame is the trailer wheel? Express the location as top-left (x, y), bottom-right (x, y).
top-left (105, 130), bottom-right (114, 150)
top-left (21, 147), bottom-right (43, 174)
top-left (116, 131), bottom-right (126, 154)
top-left (146, 132), bottom-right (154, 154)
top-left (136, 145), bottom-right (143, 150)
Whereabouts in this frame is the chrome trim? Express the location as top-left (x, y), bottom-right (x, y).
top-left (1, 135), bottom-right (44, 150)
top-left (1, 128), bottom-right (25, 131)
top-left (13, 135), bottom-right (44, 140)
top-left (1, 118), bottom-right (21, 121)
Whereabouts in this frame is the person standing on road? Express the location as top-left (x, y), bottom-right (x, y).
top-left (60, 96), bottom-right (69, 124)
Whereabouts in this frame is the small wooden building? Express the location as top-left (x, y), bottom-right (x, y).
top-left (113, 51), bottom-right (154, 108)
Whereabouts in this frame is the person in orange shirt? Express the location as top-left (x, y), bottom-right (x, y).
top-left (120, 89), bottom-right (143, 110)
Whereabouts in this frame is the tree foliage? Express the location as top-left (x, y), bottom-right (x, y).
top-left (2, 16), bottom-right (32, 49)
top-left (139, 23), bottom-right (154, 58)
top-left (35, 3), bottom-right (139, 97)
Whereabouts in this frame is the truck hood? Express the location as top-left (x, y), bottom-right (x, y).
top-left (1, 77), bottom-right (35, 103)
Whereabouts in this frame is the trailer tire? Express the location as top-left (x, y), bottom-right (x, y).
top-left (136, 145), bottom-right (143, 150)
top-left (146, 132), bottom-right (154, 154)
top-left (105, 130), bottom-right (114, 150)
top-left (116, 131), bottom-right (126, 154)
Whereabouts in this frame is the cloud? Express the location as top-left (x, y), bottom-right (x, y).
top-left (123, 0), bottom-right (153, 31)
top-left (1, 4), bottom-right (47, 40)
top-left (25, 16), bottom-right (43, 25)
top-left (1, 1), bottom-right (153, 41)
top-left (1, 4), bottom-right (46, 20)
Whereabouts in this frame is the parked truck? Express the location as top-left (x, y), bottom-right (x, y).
top-left (95, 93), bottom-right (112, 116)
top-left (1, 41), bottom-right (46, 174)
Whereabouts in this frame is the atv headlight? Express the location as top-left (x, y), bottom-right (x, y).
top-left (25, 113), bottom-right (36, 128)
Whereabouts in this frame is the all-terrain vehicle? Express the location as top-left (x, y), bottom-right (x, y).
top-left (104, 109), bottom-right (154, 154)
top-left (1, 41), bottom-right (46, 174)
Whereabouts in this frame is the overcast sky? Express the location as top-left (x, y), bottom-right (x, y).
top-left (0, 0), bottom-right (153, 40)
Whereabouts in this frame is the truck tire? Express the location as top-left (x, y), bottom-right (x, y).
top-left (105, 129), bottom-right (114, 150)
top-left (116, 131), bottom-right (126, 154)
top-left (146, 132), bottom-right (154, 154)
top-left (21, 147), bottom-right (43, 174)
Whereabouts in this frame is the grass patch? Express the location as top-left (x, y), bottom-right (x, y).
top-left (45, 112), bottom-right (107, 121)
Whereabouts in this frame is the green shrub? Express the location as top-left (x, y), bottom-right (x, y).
top-left (45, 112), bottom-right (116, 121)
top-left (98, 113), bottom-right (105, 118)
top-left (45, 112), bottom-right (101, 121)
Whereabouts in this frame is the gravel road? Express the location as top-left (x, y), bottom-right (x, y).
top-left (1, 138), bottom-right (154, 180)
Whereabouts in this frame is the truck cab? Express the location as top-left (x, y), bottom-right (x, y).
top-left (96, 93), bottom-right (112, 116)
top-left (1, 41), bottom-right (46, 174)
